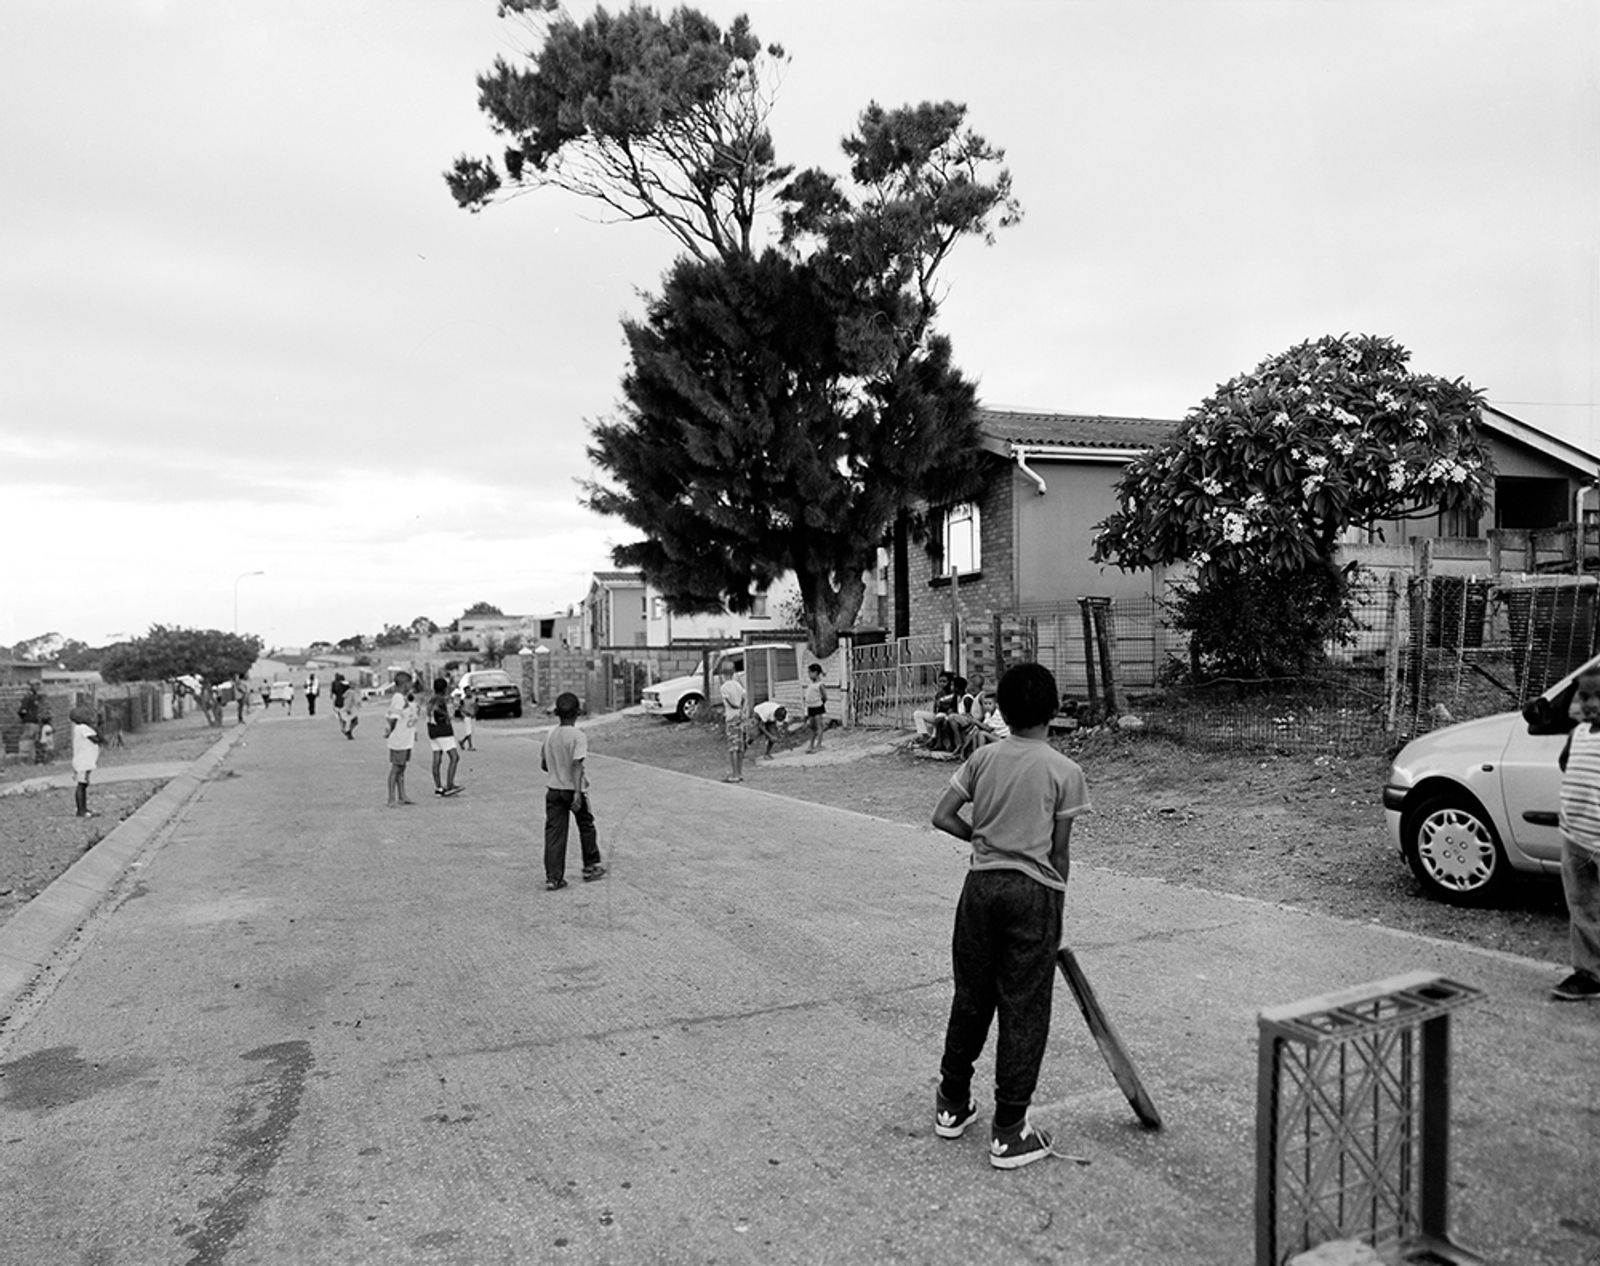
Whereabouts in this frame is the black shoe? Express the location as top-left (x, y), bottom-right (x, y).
top-left (582, 864), bottom-right (607, 882)
top-left (1551, 970), bottom-right (1600, 1001)
top-left (989, 1115), bottom-right (1058, 1170)
top-left (934, 1094), bottom-right (978, 1139)
top-left (546, 878), bottom-right (568, 891)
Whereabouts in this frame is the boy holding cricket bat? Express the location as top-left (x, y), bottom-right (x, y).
top-left (929, 662), bottom-right (1090, 1169)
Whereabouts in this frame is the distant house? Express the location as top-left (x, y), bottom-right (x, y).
top-left (581, 570), bottom-right (801, 648)
top-left (890, 404), bottom-right (1600, 642)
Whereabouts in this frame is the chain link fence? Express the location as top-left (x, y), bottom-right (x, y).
top-left (979, 573), bottom-right (1599, 754)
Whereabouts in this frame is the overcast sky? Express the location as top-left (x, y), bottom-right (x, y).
top-left (3, 0), bottom-right (1595, 651)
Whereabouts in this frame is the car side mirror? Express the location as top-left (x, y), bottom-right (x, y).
top-left (1523, 695), bottom-right (1575, 736)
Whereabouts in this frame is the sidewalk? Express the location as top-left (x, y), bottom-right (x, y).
top-left (0, 712), bottom-right (1593, 1264)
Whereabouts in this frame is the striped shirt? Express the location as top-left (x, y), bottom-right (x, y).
top-left (1559, 723), bottom-right (1600, 853)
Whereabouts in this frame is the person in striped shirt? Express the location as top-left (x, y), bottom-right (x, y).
top-left (1554, 665), bottom-right (1600, 1001)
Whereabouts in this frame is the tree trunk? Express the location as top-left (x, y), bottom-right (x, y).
top-left (797, 568), bottom-right (869, 660)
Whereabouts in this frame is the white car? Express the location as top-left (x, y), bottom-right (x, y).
top-left (641, 643), bottom-right (803, 720)
top-left (1382, 653), bottom-right (1592, 903)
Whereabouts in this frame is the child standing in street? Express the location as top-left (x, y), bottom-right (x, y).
top-left (803, 663), bottom-right (828, 753)
top-left (70, 705), bottom-right (103, 818)
top-left (426, 677), bottom-right (463, 797)
top-left (719, 660), bottom-right (747, 783)
top-left (457, 694), bottom-right (477, 751)
top-left (541, 692), bottom-right (605, 891)
top-left (384, 671), bottom-right (419, 806)
top-left (1554, 665), bottom-right (1600, 1001)
top-left (928, 662), bottom-right (1090, 1168)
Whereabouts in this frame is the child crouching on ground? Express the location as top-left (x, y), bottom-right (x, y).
top-left (929, 662), bottom-right (1090, 1168)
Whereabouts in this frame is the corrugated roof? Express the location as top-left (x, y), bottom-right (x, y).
top-left (591, 570), bottom-right (643, 585)
top-left (976, 408), bottom-right (1180, 450)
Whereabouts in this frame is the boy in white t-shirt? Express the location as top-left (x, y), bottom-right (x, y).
top-left (384, 671), bottom-right (419, 806)
top-left (718, 661), bottom-right (747, 784)
top-left (70, 705), bottom-right (103, 818)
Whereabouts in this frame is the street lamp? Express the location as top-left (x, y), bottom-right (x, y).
top-left (234, 570), bottom-right (265, 634)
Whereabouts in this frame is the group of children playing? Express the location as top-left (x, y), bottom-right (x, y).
top-left (716, 660), bottom-right (830, 783)
top-left (373, 671), bottom-right (603, 893)
top-left (52, 647), bottom-right (1600, 1176)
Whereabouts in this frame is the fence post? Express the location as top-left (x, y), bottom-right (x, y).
top-left (1097, 600), bottom-right (1121, 717)
top-left (1383, 571), bottom-right (1404, 733)
top-left (1078, 599), bottom-right (1100, 721)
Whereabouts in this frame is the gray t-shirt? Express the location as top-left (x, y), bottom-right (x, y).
top-left (948, 736), bottom-right (1090, 891)
top-left (542, 724), bottom-right (588, 791)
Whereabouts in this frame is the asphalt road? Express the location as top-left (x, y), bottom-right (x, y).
top-left (0, 711), bottom-right (1594, 1265)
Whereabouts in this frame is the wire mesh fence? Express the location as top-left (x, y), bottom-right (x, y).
top-left (968, 572), bottom-right (1600, 755)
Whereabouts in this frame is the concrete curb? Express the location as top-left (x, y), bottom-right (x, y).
top-left (0, 722), bottom-right (248, 1022)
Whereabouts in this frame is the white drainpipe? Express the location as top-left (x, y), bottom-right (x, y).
top-left (1013, 446), bottom-right (1048, 496)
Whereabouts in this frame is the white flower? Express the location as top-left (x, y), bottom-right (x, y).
top-left (1244, 492), bottom-right (1266, 512)
top-left (1220, 511), bottom-right (1250, 544)
top-left (1302, 474), bottom-right (1325, 498)
top-left (1388, 460), bottom-right (1408, 492)
top-left (1305, 453), bottom-right (1329, 472)
top-left (1201, 477), bottom-right (1222, 496)
top-left (1272, 410), bottom-right (1291, 428)
top-left (1331, 407), bottom-right (1360, 428)
top-left (1330, 432), bottom-right (1354, 456)
top-left (1194, 550), bottom-right (1211, 566)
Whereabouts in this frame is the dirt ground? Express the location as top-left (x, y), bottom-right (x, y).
top-left (0, 711), bottom-right (224, 926)
top-left (0, 707), bottom-right (1570, 963)
top-left (584, 712), bottom-right (1571, 964)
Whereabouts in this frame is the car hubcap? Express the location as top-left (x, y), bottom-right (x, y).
top-left (1417, 809), bottom-right (1496, 891)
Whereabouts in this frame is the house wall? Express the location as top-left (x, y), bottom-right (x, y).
top-left (1010, 459), bottom-right (1167, 606)
top-left (1366, 432), bottom-right (1588, 542)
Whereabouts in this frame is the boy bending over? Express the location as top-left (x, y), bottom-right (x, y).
top-left (929, 662), bottom-right (1090, 1168)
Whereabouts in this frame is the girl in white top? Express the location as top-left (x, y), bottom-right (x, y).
top-left (70, 706), bottom-right (102, 818)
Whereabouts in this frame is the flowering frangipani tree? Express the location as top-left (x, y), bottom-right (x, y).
top-left (1094, 334), bottom-right (1491, 581)
top-left (1093, 335), bottom-right (1492, 678)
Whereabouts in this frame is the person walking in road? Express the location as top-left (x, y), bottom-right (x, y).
top-left (1554, 664), bottom-right (1600, 1002)
top-left (426, 677), bottom-right (463, 797)
top-left (69, 705), bottom-right (103, 818)
top-left (330, 673), bottom-right (357, 739)
top-left (457, 693), bottom-right (477, 751)
top-left (541, 691), bottom-right (604, 891)
top-left (718, 660), bottom-right (747, 783)
top-left (304, 672), bottom-right (320, 716)
top-left (233, 674), bottom-right (249, 724)
top-left (384, 671), bottom-right (419, 806)
top-left (928, 661), bottom-right (1090, 1169)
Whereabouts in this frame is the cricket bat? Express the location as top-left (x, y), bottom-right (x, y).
top-left (1057, 947), bottom-right (1163, 1130)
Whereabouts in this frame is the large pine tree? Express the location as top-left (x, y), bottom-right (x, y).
top-left (450, 6), bottom-right (1017, 655)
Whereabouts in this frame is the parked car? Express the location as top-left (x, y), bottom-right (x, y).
top-left (1382, 654), bottom-right (1594, 904)
top-left (641, 643), bottom-right (803, 720)
top-left (451, 668), bottom-right (523, 718)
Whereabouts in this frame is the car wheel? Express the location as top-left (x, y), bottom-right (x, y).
top-left (1402, 792), bottom-right (1510, 904)
top-left (676, 693), bottom-right (703, 721)
top-left (511, 702), bottom-right (523, 718)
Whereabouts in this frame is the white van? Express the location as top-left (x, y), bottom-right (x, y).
top-left (641, 643), bottom-right (804, 720)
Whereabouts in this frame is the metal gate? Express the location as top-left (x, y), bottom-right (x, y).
top-left (848, 633), bottom-right (947, 729)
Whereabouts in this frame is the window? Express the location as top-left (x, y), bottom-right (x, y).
top-left (942, 503), bottom-right (982, 574)
top-left (750, 592), bottom-right (769, 618)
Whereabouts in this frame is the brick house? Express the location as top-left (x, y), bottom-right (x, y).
top-left (888, 405), bottom-right (1600, 644)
